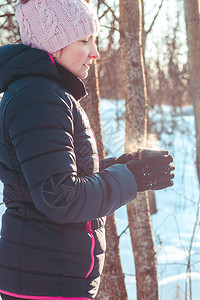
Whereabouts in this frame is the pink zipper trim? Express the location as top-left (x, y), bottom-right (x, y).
top-left (85, 221), bottom-right (95, 278)
top-left (48, 53), bottom-right (56, 67)
top-left (0, 290), bottom-right (90, 300)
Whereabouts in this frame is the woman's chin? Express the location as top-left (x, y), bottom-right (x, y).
top-left (78, 71), bottom-right (89, 80)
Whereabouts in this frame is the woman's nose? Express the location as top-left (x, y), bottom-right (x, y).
top-left (90, 44), bottom-right (100, 59)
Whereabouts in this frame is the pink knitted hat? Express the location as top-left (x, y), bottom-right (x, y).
top-left (15, 0), bottom-right (99, 53)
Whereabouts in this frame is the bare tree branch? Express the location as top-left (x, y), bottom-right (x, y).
top-left (97, 53), bottom-right (120, 64)
top-left (118, 225), bottom-right (129, 240)
top-left (99, 7), bottom-right (110, 20)
top-left (0, 14), bottom-right (15, 18)
top-left (145, 0), bottom-right (164, 39)
top-left (185, 196), bottom-right (200, 300)
top-left (0, 16), bottom-right (10, 29)
top-left (99, 0), bottom-right (119, 23)
top-left (101, 24), bottom-right (119, 32)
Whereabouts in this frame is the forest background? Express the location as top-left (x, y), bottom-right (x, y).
top-left (0, 0), bottom-right (200, 300)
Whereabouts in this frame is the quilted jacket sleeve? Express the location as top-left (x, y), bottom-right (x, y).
top-left (5, 85), bottom-right (137, 223)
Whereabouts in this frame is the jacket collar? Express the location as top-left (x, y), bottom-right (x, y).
top-left (55, 63), bottom-right (87, 101)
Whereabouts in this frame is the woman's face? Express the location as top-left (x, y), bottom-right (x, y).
top-left (53, 35), bottom-right (99, 79)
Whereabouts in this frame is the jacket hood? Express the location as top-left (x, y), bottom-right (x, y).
top-left (0, 44), bottom-right (86, 100)
top-left (0, 44), bottom-right (60, 93)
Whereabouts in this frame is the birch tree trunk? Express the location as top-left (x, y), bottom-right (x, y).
top-left (184, 0), bottom-right (200, 182)
top-left (82, 61), bottom-right (127, 299)
top-left (119, 0), bottom-right (158, 299)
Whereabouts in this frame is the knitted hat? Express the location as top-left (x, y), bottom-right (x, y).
top-left (15, 0), bottom-right (100, 53)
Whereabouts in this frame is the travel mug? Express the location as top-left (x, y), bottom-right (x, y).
top-left (139, 147), bottom-right (169, 161)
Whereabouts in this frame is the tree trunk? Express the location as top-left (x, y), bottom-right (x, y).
top-left (82, 61), bottom-right (127, 299)
top-left (96, 214), bottom-right (128, 300)
top-left (119, 0), bottom-right (158, 299)
top-left (184, 0), bottom-right (200, 182)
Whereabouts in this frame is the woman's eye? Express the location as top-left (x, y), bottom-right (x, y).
top-left (81, 40), bottom-right (89, 45)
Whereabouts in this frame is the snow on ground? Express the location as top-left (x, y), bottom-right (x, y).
top-left (0, 100), bottom-right (199, 299)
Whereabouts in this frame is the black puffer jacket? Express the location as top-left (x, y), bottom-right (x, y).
top-left (0, 44), bottom-right (137, 299)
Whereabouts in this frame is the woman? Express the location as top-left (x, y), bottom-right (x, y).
top-left (0, 0), bottom-right (175, 299)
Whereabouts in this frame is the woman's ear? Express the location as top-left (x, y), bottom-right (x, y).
top-left (52, 52), bottom-right (58, 59)
top-left (52, 49), bottom-right (62, 60)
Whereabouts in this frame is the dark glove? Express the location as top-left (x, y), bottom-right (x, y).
top-left (115, 151), bottom-right (139, 164)
top-left (126, 155), bottom-right (175, 192)
top-left (99, 157), bottom-right (117, 171)
top-left (99, 151), bottom-right (139, 171)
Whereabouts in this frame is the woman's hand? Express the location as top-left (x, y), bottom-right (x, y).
top-left (126, 155), bottom-right (175, 192)
top-left (115, 151), bottom-right (139, 164)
